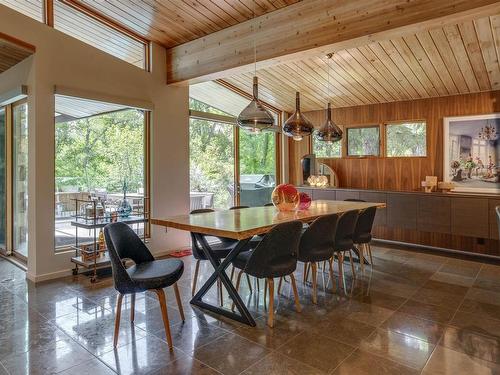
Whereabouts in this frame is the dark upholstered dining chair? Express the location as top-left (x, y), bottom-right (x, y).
top-left (352, 206), bottom-right (377, 271)
top-left (298, 213), bottom-right (339, 303)
top-left (103, 222), bottom-right (184, 350)
top-left (333, 210), bottom-right (359, 281)
top-left (231, 221), bottom-right (303, 327)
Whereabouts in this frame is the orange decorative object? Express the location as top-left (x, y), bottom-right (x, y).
top-left (298, 192), bottom-right (312, 210)
top-left (271, 184), bottom-right (300, 211)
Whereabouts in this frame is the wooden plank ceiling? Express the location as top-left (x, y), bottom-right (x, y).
top-left (77, 0), bottom-right (300, 48)
top-left (0, 35), bottom-right (34, 74)
top-left (224, 14), bottom-right (500, 112)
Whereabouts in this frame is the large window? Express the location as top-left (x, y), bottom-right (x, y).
top-left (0, 0), bottom-right (43, 22)
top-left (54, 95), bottom-right (148, 249)
top-left (189, 82), bottom-right (279, 210)
top-left (312, 136), bottom-right (341, 158)
top-left (54, 1), bottom-right (147, 69)
top-left (347, 126), bottom-right (380, 156)
top-left (386, 121), bottom-right (426, 157)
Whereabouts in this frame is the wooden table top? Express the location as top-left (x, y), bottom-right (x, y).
top-left (152, 200), bottom-right (386, 240)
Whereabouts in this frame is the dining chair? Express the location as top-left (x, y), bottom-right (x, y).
top-left (333, 210), bottom-right (359, 283)
top-left (298, 213), bottom-right (339, 303)
top-left (103, 222), bottom-right (185, 350)
top-left (352, 206), bottom-right (377, 271)
top-left (264, 203), bottom-right (275, 207)
top-left (231, 221), bottom-right (303, 327)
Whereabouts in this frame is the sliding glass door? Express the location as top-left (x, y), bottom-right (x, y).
top-left (12, 103), bottom-right (28, 257)
top-left (0, 108), bottom-right (6, 253)
top-left (0, 100), bottom-right (28, 259)
top-left (238, 130), bottom-right (277, 207)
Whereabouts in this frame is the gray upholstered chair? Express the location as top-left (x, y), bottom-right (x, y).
top-left (103, 222), bottom-right (184, 350)
top-left (298, 213), bottom-right (339, 303)
top-left (352, 206), bottom-right (377, 271)
top-left (231, 221), bottom-right (303, 327)
top-left (333, 210), bottom-right (359, 281)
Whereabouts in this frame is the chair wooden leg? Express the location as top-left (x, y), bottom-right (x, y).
top-left (246, 274), bottom-right (253, 293)
top-left (154, 288), bottom-right (173, 350)
top-left (337, 253), bottom-right (345, 289)
top-left (358, 245), bottom-right (365, 273)
top-left (113, 293), bottom-right (123, 347)
top-left (264, 278), bottom-right (268, 307)
top-left (191, 260), bottom-right (200, 297)
top-left (173, 283), bottom-right (185, 322)
top-left (267, 278), bottom-right (274, 328)
top-left (368, 243), bottom-right (374, 265)
top-left (328, 258), bottom-right (336, 292)
top-left (277, 276), bottom-right (283, 295)
top-left (349, 250), bottom-right (356, 277)
top-left (311, 262), bottom-right (318, 304)
top-left (231, 270), bottom-right (243, 312)
top-left (130, 293), bottom-right (135, 322)
top-left (302, 262), bottom-right (308, 284)
top-left (289, 273), bottom-right (302, 313)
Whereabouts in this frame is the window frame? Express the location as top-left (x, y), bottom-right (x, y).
top-left (53, 100), bottom-right (151, 252)
top-left (384, 119), bottom-right (428, 158)
top-left (311, 126), bottom-right (343, 159)
top-left (345, 124), bottom-right (381, 158)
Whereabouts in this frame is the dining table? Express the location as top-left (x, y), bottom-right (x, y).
top-left (151, 199), bottom-right (386, 326)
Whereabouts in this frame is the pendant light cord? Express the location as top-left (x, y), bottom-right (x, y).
top-left (253, 0), bottom-right (257, 77)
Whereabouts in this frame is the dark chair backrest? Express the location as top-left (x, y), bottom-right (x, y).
top-left (496, 206), bottom-right (500, 240)
top-left (353, 206), bottom-right (377, 243)
top-left (334, 210), bottom-right (359, 251)
top-left (299, 213), bottom-right (339, 261)
top-left (190, 209), bottom-right (215, 259)
top-left (264, 203), bottom-right (274, 207)
top-left (244, 221), bottom-right (303, 278)
top-left (104, 222), bottom-right (154, 293)
top-left (229, 205), bottom-right (249, 210)
top-left (344, 199), bottom-right (366, 202)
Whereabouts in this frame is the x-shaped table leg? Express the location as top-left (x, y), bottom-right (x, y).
top-left (190, 234), bottom-right (255, 326)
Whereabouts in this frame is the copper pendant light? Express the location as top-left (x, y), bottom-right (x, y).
top-left (316, 102), bottom-right (342, 143)
top-left (283, 92), bottom-right (314, 141)
top-left (237, 76), bottom-right (274, 133)
top-left (316, 53), bottom-right (342, 143)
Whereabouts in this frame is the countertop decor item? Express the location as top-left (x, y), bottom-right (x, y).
top-left (271, 184), bottom-right (300, 211)
top-left (298, 192), bottom-right (312, 210)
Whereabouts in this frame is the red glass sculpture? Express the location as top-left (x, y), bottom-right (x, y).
top-left (298, 192), bottom-right (312, 210)
top-left (271, 184), bottom-right (300, 211)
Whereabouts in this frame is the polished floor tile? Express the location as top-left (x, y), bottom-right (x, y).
top-left (331, 349), bottom-right (419, 375)
top-left (98, 334), bottom-right (185, 375)
top-left (440, 326), bottom-right (500, 364)
top-left (422, 346), bottom-right (500, 375)
top-left (381, 311), bottom-right (445, 344)
top-left (359, 328), bottom-right (435, 370)
top-left (192, 332), bottom-right (270, 375)
top-left (0, 245), bottom-right (499, 375)
top-left (241, 352), bottom-right (325, 375)
top-left (398, 299), bottom-right (456, 324)
top-left (277, 331), bottom-right (354, 373)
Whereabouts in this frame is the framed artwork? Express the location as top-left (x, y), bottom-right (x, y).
top-left (443, 114), bottom-right (500, 193)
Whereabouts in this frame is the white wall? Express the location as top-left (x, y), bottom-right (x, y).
top-left (0, 5), bottom-right (190, 281)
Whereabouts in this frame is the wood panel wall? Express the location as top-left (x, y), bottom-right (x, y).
top-left (289, 90), bottom-right (500, 190)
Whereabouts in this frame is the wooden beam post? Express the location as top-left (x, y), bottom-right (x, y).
top-left (166, 0), bottom-right (500, 85)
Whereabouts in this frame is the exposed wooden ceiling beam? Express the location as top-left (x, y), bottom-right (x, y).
top-left (166, 0), bottom-right (500, 85)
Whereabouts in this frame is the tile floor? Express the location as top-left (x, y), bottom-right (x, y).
top-left (1, 245), bottom-right (500, 374)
